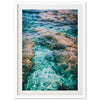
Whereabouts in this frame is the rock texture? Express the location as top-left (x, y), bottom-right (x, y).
top-left (35, 27), bottom-right (77, 72)
top-left (22, 9), bottom-right (78, 90)
top-left (22, 34), bottom-right (35, 89)
top-left (39, 10), bottom-right (77, 25)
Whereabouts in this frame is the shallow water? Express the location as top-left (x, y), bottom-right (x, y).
top-left (22, 9), bottom-right (78, 90)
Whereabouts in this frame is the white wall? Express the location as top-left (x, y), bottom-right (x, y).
top-left (0, 0), bottom-right (100, 100)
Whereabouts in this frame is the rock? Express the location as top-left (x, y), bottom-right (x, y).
top-left (22, 33), bottom-right (35, 89)
top-left (23, 58), bottom-right (33, 68)
top-left (52, 43), bottom-right (66, 50)
top-left (34, 27), bottom-right (77, 73)
top-left (57, 83), bottom-right (71, 90)
top-left (39, 10), bottom-right (77, 25)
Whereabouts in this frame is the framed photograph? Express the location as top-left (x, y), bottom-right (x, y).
top-left (16, 1), bottom-right (86, 99)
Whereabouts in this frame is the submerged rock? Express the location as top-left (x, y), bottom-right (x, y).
top-left (22, 34), bottom-right (35, 89)
top-left (39, 10), bottom-right (77, 25)
top-left (22, 9), bottom-right (78, 90)
top-left (57, 83), bottom-right (71, 90)
top-left (35, 27), bottom-right (77, 72)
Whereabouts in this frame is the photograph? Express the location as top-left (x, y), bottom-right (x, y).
top-left (17, 3), bottom-right (86, 98)
top-left (22, 9), bottom-right (78, 91)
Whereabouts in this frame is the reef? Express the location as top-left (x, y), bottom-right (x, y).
top-left (22, 33), bottom-right (35, 89)
top-left (22, 9), bottom-right (78, 90)
top-left (35, 27), bottom-right (77, 73)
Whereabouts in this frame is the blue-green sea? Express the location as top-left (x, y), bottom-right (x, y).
top-left (22, 9), bottom-right (78, 90)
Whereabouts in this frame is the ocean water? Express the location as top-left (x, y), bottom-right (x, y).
top-left (22, 9), bottom-right (78, 90)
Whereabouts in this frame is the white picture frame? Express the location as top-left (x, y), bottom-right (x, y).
top-left (15, 1), bottom-right (86, 99)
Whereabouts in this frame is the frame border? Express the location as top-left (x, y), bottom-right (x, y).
top-left (15, 1), bottom-right (86, 99)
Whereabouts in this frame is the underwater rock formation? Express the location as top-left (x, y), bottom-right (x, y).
top-left (35, 27), bottom-right (77, 72)
top-left (39, 10), bottom-right (77, 25)
top-left (22, 34), bottom-right (35, 89)
top-left (22, 9), bottom-right (78, 90)
top-left (57, 83), bottom-right (71, 90)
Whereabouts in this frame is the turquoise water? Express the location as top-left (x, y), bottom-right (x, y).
top-left (22, 10), bottom-right (78, 90)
